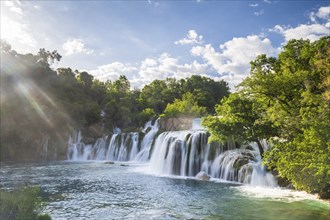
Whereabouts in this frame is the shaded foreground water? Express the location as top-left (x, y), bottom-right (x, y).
top-left (0, 161), bottom-right (329, 220)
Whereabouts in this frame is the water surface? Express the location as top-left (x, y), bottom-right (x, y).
top-left (0, 162), bottom-right (329, 219)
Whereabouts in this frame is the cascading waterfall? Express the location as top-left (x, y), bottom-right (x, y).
top-left (67, 121), bottom-right (158, 162)
top-left (147, 130), bottom-right (276, 187)
top-left (43, 135), bottom-right (49, 161)
top-left (133, 119), bottom-right (159, 162)
top-left (67, 130), bottom-right (83, 160)
top-left (67, 119), bottom-right (277, 187)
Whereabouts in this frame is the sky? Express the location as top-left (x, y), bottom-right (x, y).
top-left (1, 0), bottom-right (329, 89)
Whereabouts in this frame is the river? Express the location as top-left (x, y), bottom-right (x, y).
top-left (0, 161), bottom-right (328, 220)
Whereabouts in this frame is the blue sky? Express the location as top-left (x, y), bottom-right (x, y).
top-left (1, 0), bottom-right (329, 89)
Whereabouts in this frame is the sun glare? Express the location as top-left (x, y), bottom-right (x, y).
top-left (0, 1), bottom-right (37, 52)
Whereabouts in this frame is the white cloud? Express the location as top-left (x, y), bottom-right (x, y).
top-left (191, 35), bottom-right (278, 88)
top-left (254, 9), bottom-right (264, 16)
top-left (263, 0), bottom-right (271, 4)
top-left (316, 6), bottom-right (330, 20)
top-left (88, 34), bottom-right (279, 90)
top-left (4, 0), bottom-right (23, 15)
top-left (135, 53), bottom-right (209, 86)
top-left (249, 3), bottom-right (259, 7)
top-left (1, 15), bottom-right (37, 48)
top-left (271, 6), bottom-right (330, 42)
top-left (310, 6), bottom-right (330, 23)
top-left (62, 39), bottom-right (95, 55)
top-left (270, 23), bottom-right (329, 42)
top-left (175, 30), bottom-right (204, 45)
top-left (90, 62), bottom-right (137, 82)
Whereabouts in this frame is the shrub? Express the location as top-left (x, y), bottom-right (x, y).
top-left (0, 186), bottom-right (52, 220)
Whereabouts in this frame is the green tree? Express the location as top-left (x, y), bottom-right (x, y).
top-left (182, 75), bottom-right (230, 113)
top-left (162, 92), bottom-right (207, 118)
top-left (202, 93), bottom-right (277, 157)
top-left (77, 71), bottom-right (94, 89)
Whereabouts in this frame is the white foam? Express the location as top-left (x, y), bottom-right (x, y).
top-left (236, 185), bottom-right (329, 204)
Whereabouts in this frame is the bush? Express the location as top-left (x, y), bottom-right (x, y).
top-left (0, 187), bottom-right (52, 220)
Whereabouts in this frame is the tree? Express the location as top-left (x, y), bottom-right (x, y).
top-left (182, 75), bottom-right (230, 113)
top-left (140, 80), bottom-right (172, 115)
top-left (202, 93), bottom-right (277, 157)
top-left (77, 71), bottom-right (94, 89)
top-left (162, 92), bottom-right (207, 118)
top-left (37, 48), bottom-right (62, 67)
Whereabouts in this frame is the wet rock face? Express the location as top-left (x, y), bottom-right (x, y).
top-left (196, 171), bottom-right (210, 180)
top-left (159, 117), bottom-right (194, 131)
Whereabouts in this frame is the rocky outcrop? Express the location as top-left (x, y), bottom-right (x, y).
top-left (196, 171), bottom-right (210, 180)
top-left (159, 117), bottom-right (194, 131)
top-left (81, 123), bottom-right (103, 144)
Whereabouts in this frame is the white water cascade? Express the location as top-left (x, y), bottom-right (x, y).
top-left (67, 121), bottom-right (158, 162)
top-left (67, 119), bottom-right (277, 187)
top-left (133, 120), bottom-right (159, 162)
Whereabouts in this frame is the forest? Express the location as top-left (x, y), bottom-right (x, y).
top-left (1, 36), bottom-right (329, 199)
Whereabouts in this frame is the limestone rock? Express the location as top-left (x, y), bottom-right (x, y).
top-left (196, 171), bottom-right (210, 180)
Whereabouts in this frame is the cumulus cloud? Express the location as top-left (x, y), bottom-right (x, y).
top-left (271, 6), bottom-right (330, 42)
top-left (175, 30), bottom-right (204, 45)
top-left (90, 62), bottom-right (137, 82)
top-left (310, 6), bottom-right (330, 22)
top-left (270, 24), bottom-right (329, 42)
top-left (89, 53), bottom-right (210, 89)
top-left (62, 39), bottom-right (95, 55)
top-left (90, 34), bottom-right (279, 90)
top-left (191, 35), bottom-right (279, 88)
top-left (134, 53), bottom-right (209, 87)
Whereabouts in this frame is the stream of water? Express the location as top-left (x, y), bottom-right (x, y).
top-left (0, 161), bottom-right (329, 220)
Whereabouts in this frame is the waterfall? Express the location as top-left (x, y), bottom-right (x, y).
top-left (133, 120), bottom-right (159, 162)
top-left (66, 119), bottom-right (277, 187)
top-left (147, 130), bottom-right (276, 187)
top-left (43, 135), bottom-right (49, 161)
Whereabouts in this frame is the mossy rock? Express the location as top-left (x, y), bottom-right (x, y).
top-left (233, 158), bottom-right (250, 170)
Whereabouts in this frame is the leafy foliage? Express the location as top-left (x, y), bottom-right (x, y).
top-left (202, 93), bottom-right (277, 156)
top-left (161, 92), bottom-right (207, 118)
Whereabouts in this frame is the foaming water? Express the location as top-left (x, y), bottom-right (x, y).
top-left (237, 185), bottom-right (326, 203)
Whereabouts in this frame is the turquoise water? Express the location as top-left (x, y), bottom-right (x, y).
top-left (0, 162), bottom-right (329, 219)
